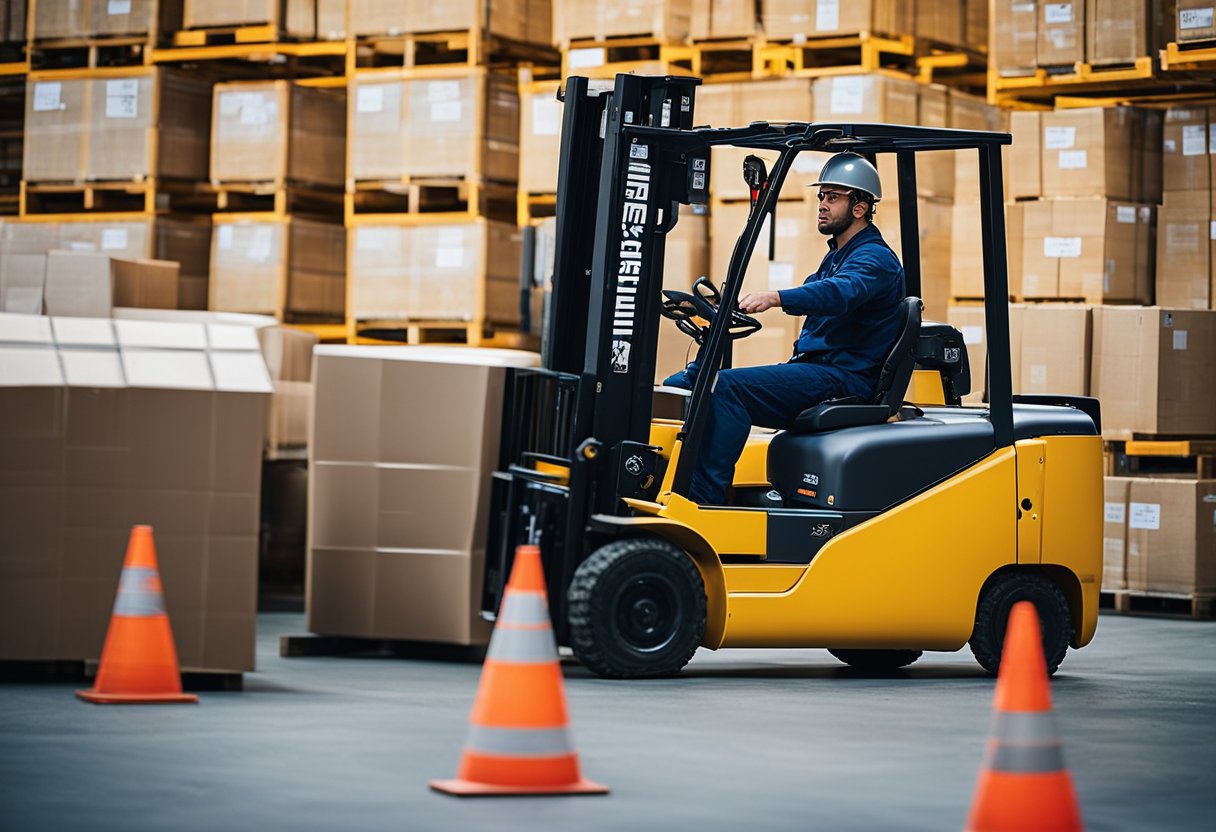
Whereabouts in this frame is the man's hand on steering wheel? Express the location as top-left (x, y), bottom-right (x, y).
top-left (738, 291), bottom-right (782, 314)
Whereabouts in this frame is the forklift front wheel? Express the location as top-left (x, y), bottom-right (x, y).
top-left (968, 569), bottom-right (1074, 677)
top-left (567, 537), bottom-right (706, 678)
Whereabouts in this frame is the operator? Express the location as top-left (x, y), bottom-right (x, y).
top-left (665, 152), bottom-right (906, 506)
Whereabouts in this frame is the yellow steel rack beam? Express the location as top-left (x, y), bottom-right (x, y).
top-left (1161, 41), bottom-right (1216, 70)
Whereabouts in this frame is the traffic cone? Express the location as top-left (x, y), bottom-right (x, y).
top-left (76, 526), bottom-right (198, 704)
top-left (430, 545), bottom-right (607, 796)
top-left (965, 601), bottom-right (1081, 831)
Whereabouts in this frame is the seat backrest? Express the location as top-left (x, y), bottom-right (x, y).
top-left (871, 297), bottom-right (923, 413)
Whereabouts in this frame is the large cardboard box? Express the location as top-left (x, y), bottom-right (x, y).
top-left (43, 251), bottom-right (113, 318)
top-left (111, 258), bottom-right (180, 310)
top-left (1008, 110), bottom-right (1042, 200)
top-left (0, 311), bottom-right (271, 671)
top-left (553, 0), bottom-right (691, 43)
top-left (89, 0), bottom-right (158, 36)
top-left (32, 0), bottom-right (88, 38)
top-left (1018, 302), bottom-right (1090, 395)
top-left (690, 0), bottom-right (756, 38)
top-left (258, 325), bottom-right (318, 450)
top-left (212, 218), bottom-right (346, 320)
top-left (212, 82), bottom-right (345, 187)
top-left (950, 90), bottom-right (1006, 202)
top-left (1126, 478), bottom-right (1216, 595)
top-left (1087, 0), bottom-right (1151, 65)
top-left (916, 0), bottom-right (965, 47)
top-left (185, 0), bottom-right (278, 27)
top-left (1037, 0), bottom-right (1082, 66)
top-left (1103, 476), bottom-right (1131, 591)
top-left (1156, 190), bottom-right (1213, 309)
top-left (1040, 108), bottom-right (1158, 203)
top-left (945, 302), bottom-right (1025, 403)
top-left (812, 73), bottom-right (918, 125)
top-left (762, 0), bottom-right (911, 39)
top-left (1176, 0), bottom-right (1216, 42)
top-left (519, 80), bottom-right (562, 193)
top-left (1161, 106), bottom-right (1212, 193)
top-left (1091, 306), bottom-right (1216, 438)
top-left (307, 346), bottom-right (539, 645)
top-left (351, 69), bottom-right (519, 184)
top-left (991, 0), bottom-right (1038, 76)
top-left (349, 0), bottom-right (548, 43)
top-left (349, 219), bottom-right (522, 323)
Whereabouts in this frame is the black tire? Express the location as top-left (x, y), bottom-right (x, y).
top-left (828, 648), bottom-right (922, 670)
top-left (969, 570), bottom-right (1073, 676)
top-left (567, 537), bottom-right (706, 678)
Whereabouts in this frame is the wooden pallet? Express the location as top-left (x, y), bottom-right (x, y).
top-left (517, 191), bottom-right (556, 225)
top-left (1105, 439), bottom-right (1216, 479)
top-left (761, 32), bottom-right (917, 77)
top-left (662, 36), bottom-right (781, 81)
top-left (30, 35), bottom-right (153, 71)
top-left (988, 57), bottom-right (1165, 105)
top-left (280, 634), bottom-right (487, 662)
top-left (1100, 590), bottom-right (1215, 619)
top-left (354, 29), bottom-right (559, 71)
top-left (210, 181), bottom-right (344, 218)
top-left (562, 36), bottom-right (693, 78)
top-left (345, 178), bottom-right (517, 225)
top-left (1160, 39), bottom-right (1216, 71)
top-left (18, 178), bottom-right (214, 216)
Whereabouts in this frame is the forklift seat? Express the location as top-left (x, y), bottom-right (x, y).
top-left (790, 297), bottom-right (923, 433)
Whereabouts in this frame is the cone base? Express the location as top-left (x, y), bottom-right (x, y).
top-left (429, 777), bottom-right (609, 797)
top-left (76, 690), bottom-right (199, 704)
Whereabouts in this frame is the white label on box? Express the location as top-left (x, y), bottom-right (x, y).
top-left (1211, 220), bottom-right (1216, 240)
top-left (248, 227), bottom-right (274, 263)
top-left (961, 325), bottom-right (983, 345)
top-left (68, 241), bottom-right (95, 251)
top-left (436, 248), bottom-right (463, 268)
top-left (217, 225), bottom-right (234, 249)
top-left (240, 101), bottom-right (270, 125)
top-left (567, 48), bottom-right (604, 69)
top-left (1116, 206), bottom-right (1136, 223)
top-left (1140, 206), bottom-right (1152, 223)
top-left (1045, 3), bottom-right (1073, 23)
top-left (1210, 124), bottom-right (1216, 153)
top-left (1058, 149), bottom-right (1088, 169)
top-left (356, 85), bottom-right (384, 113)
top-left (816, 0), bottom-right (840, 30)
top-left (1183, 124), bottom-right (1206, 156)
top-left (33, 82), bottom-right (62, 112)
top-left (101, 229), bottom-right (128, 250)
top-left (1012, 2), bottom-right (1035, 11)
top-left (829, 76), bottom-right (866, 115)
top-left (1044, 126), bottom-right (1076, 149)
top-left (105, 79), bottom-right (139, 119)
top-left (1030, 364), bottom-right (1047, 386)
top-left (427, 81), bottom-right (460, 102)
top-left (1163, 138), bottom-right (1177, 152)
top-left (767, 261), bottom-right (795, 290)
top-left (1179, 8), bottom-right (1214, 29)
top-left (108, 0), bottom-right (132, 13)
top-left (532, 96), bottom-right (560, 136)
top-left (1173, 329), bottom-right (1188, 350)
top-left (1104, 502), bottom-right (1126, 524)
top-left (1044, 236), bottom-right (1082, 258)
top-left (430, 102), bottom-right (461, 123)
top-left (1128, 502), bottom-right (1161, 530)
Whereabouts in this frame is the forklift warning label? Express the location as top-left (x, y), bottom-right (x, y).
top-left (612, 157), bottom-right (652, 373)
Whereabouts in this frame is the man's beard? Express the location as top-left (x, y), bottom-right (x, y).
top-left (818, 211), bottom-right (852, 237)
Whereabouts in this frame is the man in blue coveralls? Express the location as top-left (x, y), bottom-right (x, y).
top-left (666, 152), bottom-right (906, 505)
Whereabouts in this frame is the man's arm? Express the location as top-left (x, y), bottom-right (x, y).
top-left (775, 248), bottom-right (901, 317)
top-left (738, 290), bottom-right (782, 313)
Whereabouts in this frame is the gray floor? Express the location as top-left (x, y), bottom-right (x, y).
top-left (2, 612), bottom-right (1214, 832)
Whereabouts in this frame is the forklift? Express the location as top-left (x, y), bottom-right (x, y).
top-left (482, 74), bottom-right (1103, 678)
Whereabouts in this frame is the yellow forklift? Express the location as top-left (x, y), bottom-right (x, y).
top-left (483, 74), bottom-right (1103, 678)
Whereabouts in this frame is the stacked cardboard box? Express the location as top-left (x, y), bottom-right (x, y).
top-left (258, 325), bottom-right (318, 451)
top-left (351, 0), bottom-right (551, 45)
top-left (183, 0), bottom-right (343, 36)
top-left (762, 0), bottom-right (912, 39)
top-left (690, 0), bottom-right (757, 39)
top-left (992, 0), bottom-right (1160, 73)
top-left (1176, 0), bottom-right (1216, 43)
top-left (307, 345), bottom-right (539, 645)
top-left (0, 310), bottom-right (271, 672)
top-left (1157, 106), bottom-right (1215, 310)
top-left (553, 0), bottom-right (691, 44)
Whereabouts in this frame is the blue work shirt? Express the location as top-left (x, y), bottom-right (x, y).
top-left (776, 223), bottom-right (906, 380)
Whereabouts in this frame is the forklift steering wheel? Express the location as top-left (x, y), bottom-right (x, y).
top-left (690, 276), bottom-right (763, 339)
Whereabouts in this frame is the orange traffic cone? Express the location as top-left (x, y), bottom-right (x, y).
top-left (965, 601), bottom-right (1081, 831)
top-left (76, 526), bottom-right (198, 704)
top-left (430, 545), bottom-right (607, 796)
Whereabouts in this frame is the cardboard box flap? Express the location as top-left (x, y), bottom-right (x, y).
top-left (207, 323), bottom-right (263, 351)
top-left (209, 351), bottom-right (274, 393)
top-left (0, 312), bottom-right (54, 344)
top-left (51, 316), bottom-right (117, 347)
top-left (114, 318), bottom-right (208, 350)
top-left (0, 345), bottom-right (64, 386)
top-left (312, 345), bottom-right (540, 369)
top-left (60, 348), bottom-right (126, 388)
top-left (121, 349), bottom-right (214, 390)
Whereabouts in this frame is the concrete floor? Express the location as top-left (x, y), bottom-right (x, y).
top-left (1, 612), bottom-right (1214, 832)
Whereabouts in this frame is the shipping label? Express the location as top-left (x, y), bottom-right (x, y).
top-left (1128, 502), bottom-right (1161, 530)
top-left (1044, 236), bottom-right (1082, 258)
top-left (1182, 124), bottom-right (1206, 156)
top-left (101, 229), bottom-right (128, 251)
top-left (1173, 330), bottom-right (1188, 351)
top-left (829, 76), bottom-right (866, 115)
top-left (816, 0), bottom-right (840, 30)
top-left (1044, 126), bottom-right (1076, 149)
top-left (109, 0), bottom-right (132, 14)
top-left (33, 82), bottom-right (62, 112)
top-left (532, 96), bottom-right (560, 136)
top-left (105, 79), bottom-right (140, 119)
top-left (1116, 206), bottom-right (1136, 224)
top-left (356, 86), bottom-right (385, 113)
top-left (1179, 8), bottom-right (1214, 29)
top-left (1105, 502), bottom-right (1126, 524)
top-left (1057, 149), bottom-right (1087, 169)
top-left (1044, 3), bottom-right (1074, 24)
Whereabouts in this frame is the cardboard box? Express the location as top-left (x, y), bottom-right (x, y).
top-left (1161, 106), bottom-right (1211, 193)
top-left (762, 0), bottom-right (911, 38)
top-left (1008, 110), bottom-right (1042, 200)
top-left (111, 258), bottom-right (180, 310)
top-left (519, 80), bottom-right (562, 193)
top-left (1040, 108), bottom-right (1139, 201)
top-left (1091, 306), bottom-right (1216, 438)
top-left (553, 0), bottom-right (691, 43)
top-left (663, 206), bottom-right (709, 291)
top-left (710, 199), bottom-right (819, 299)
top-left (185, 0), bottom-right (278, 27)
top-left (696, 0), bottom-right (756, 37)
top-left (212, 218), bottom-right (346, 319)
top-left (24, 78), bottom-right (90, 182)
top-left (1018, 302), bottom-right (1090, 395)
top-left (351, 69), bottom-right (519, 184)
top-left (965, 0), bottom-right (988, 51)
top-left (212, 81), bottom-right (346, 187)
top-left (90, 0), bottom-right (157, 36)
top-left (349, 0), bottom-right (546, 43)
top-left (947, 303), bottom-right (987, 403)
top-left (1037, 0), bottom-right (1082, 66)
top-left (917, 84), bottom-right (955, 199)
top-left (349, 219), bottom-right (522, 323)
top-left (1087, 0), bottom-right (1150, 65)
top-left (43, 251), bottom-right (113, 318)
top-left (0, 253), bottom-right (47, 314)
top-left (307, 346), bottom-right (539, 645)
top-left (32, 0), bottom-right (87, 38)
top-left (1156, 190), bottom-right (1213, 309)
top-left (812, 73), bottom-right (918, 125)
top-left (1126, 478), bottom-right (1216, 595)
top-left (916, 0), bottom-right (965, 48)
top-left (1103, 476), bottom-right (1131, 591)
top-left (0, 311), bottom-right (270, 671)
top-left (991, 0), bottom-right (1038, 76)
top-left (950, 90), bottom-right (1006, 202)
top-left (1176, 0), bottom-right (1216, 42)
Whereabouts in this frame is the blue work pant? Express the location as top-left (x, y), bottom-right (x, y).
top-left (687, 361), bottom-right (872, 505)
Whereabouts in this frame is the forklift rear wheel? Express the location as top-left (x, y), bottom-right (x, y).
top-left (567, 537), bottom-right (706, 678)
top-left (969, 570), bottom-right (1073, 676)
top-left (827, 649), bottom-right (922, 671)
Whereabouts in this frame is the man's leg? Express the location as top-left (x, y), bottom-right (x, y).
top-left (687, 362), bottom-right (861, 505)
